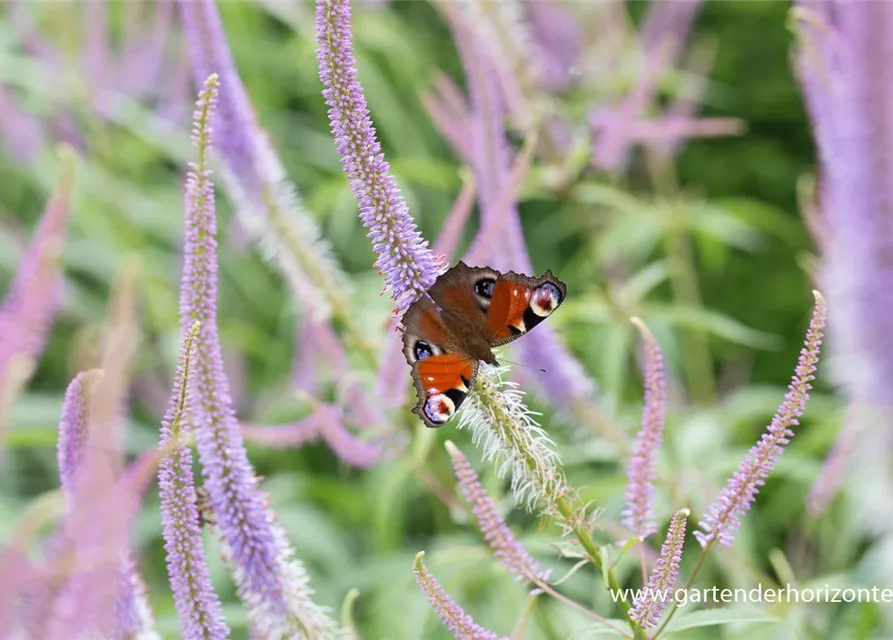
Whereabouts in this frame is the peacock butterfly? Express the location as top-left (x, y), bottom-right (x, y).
top-left (399, 261), bottom-right (567, 428)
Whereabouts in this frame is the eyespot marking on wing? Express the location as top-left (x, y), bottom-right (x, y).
top-left (424, 393), bottom-right (455, 425)
top-left (531, 283), bottom-right (562, 317)
top-left (474, 277), bottom-right (496, 311)
top-left (414, 340), bottom-right (434, 361)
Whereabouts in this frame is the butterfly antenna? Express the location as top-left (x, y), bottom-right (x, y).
top-left (499, 357), bottom-right (548, 373)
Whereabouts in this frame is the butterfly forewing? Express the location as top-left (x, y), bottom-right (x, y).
top-left (486, 271), bottom-right (567, 346)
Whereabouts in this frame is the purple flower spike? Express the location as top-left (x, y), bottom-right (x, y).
top-left (629, 508), bottom-right (689, 629)
top-left (56, 369), bottom-right (104, 500)
top-left (446, 441), bottom-right (549, 583)
top-left (622, 319), bottom-right (668, 539)
top-left (316, 0), bottom-right (444, 312)
top-left (695, 292), bottom-right (826, 548)
top-left (793, 2), bottom-right (893, 410)
top-left (179, 73), bottom-right (338, 638)
top-left (0, 145), bottom-right (75, 402)
top-left (413, 552), bottom-right (508, 640)
top-left (159, 321), bottom-right (229, 639)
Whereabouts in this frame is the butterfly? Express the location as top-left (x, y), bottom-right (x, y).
top-left (400, 261), bottom-right (567, 428)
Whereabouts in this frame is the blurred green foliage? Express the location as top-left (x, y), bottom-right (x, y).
top-left (0, 1), bottom-right (874, 638)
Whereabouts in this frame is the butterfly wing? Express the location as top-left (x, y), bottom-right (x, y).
top-left (398, 262), bottom-right (566, 427)
top-left (400, 295), bottom-right (478, 428)
top-left (485, 270), bottom-right (567, 347)
top-left (426, 261), bottom-right (500, 335)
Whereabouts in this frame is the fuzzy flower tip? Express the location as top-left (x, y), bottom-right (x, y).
top-left (315, 0), bottom-right (442, 311)
top-left (413, 552), bottom-right (507, 640)
top-left (57, 369), bottom-right (104, 500)
top-left (629, 508), bottom-right (689, 629)
top-left (622, 318), bottom-right (667, 539)
top-left (179, 73), bottom-right (338, 637)
top-left (159, 321), bottom-right (229, 639)
top-left (446, 441), bottom-right (549, 584)
top-left (695, 291), bottom-right (826, 547)
top-left (456, 362), bottom-right (565, 511)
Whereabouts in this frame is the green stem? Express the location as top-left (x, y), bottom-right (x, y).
top-left (645, 150), bottom-right (716, 406)
top-left (555, 498), bottom-right (648, 640)
top-left (664, 213), bottom-right (716, 405)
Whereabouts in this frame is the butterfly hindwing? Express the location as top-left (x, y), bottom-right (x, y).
top-left (485, 270), bottom-right (567, 346)
top-left (400, 295), bottom-right (478, 428)
top-left (411, 354), bottom-right (477, 428)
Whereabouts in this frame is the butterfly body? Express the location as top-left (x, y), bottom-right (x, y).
top-left (400, 261), bottom-right (566, 428)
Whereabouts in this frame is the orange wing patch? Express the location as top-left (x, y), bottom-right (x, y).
top-left (416, 354), bottom-right (474, 394)
top-left (486, 281), bottom-right (533, 341)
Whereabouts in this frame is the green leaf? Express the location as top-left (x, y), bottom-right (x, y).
top-left (664, 608), bottom-right (783, 634)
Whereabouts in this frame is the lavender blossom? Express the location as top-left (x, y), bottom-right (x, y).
top-left (413, 552), bottom-right (508, 640)
top-left (446, 441), bottom-right (549, 583)
top-left (457, 363), bottom-right (565, 510)
top-left (316, 0), bottom-right (443, 312)
top-left (695, 292), bottom-right (826, 547)
top-left (159, 321), bottom-right (229, 639)
top-left (0, 145), bottom-right (74, 406)
top-left (622, 319), bottom-right (668, 539)
top-left (179, 73), bottom-right (338, 638)
top-left (629, 508), bottom-right (689, 629)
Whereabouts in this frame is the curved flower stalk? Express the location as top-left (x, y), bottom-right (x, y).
top-left (413, 552), bottom-right (508, 640)
top-left (695, 291), bottom-right (826, 547)
top-left (315, 0), bottom-right (444, 313)
top-left (159, 321), bottom-right (229, 639)
top-left (622, 318), bottom-right (668, 539)
top-left (457, 363), bottom-right (565, 510)
top-left (446, 441), bottom-right (549, 583)
top-left (0, 144), bottom-right (74, 430)
top-left (629, 508), bottom-right (689, 629)
top-left (179, 0), bottom-right (349, 323)
top-left (179, 73), bottom-right (338, 638)
top-left (241, 402), bottom-right (381, 469)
